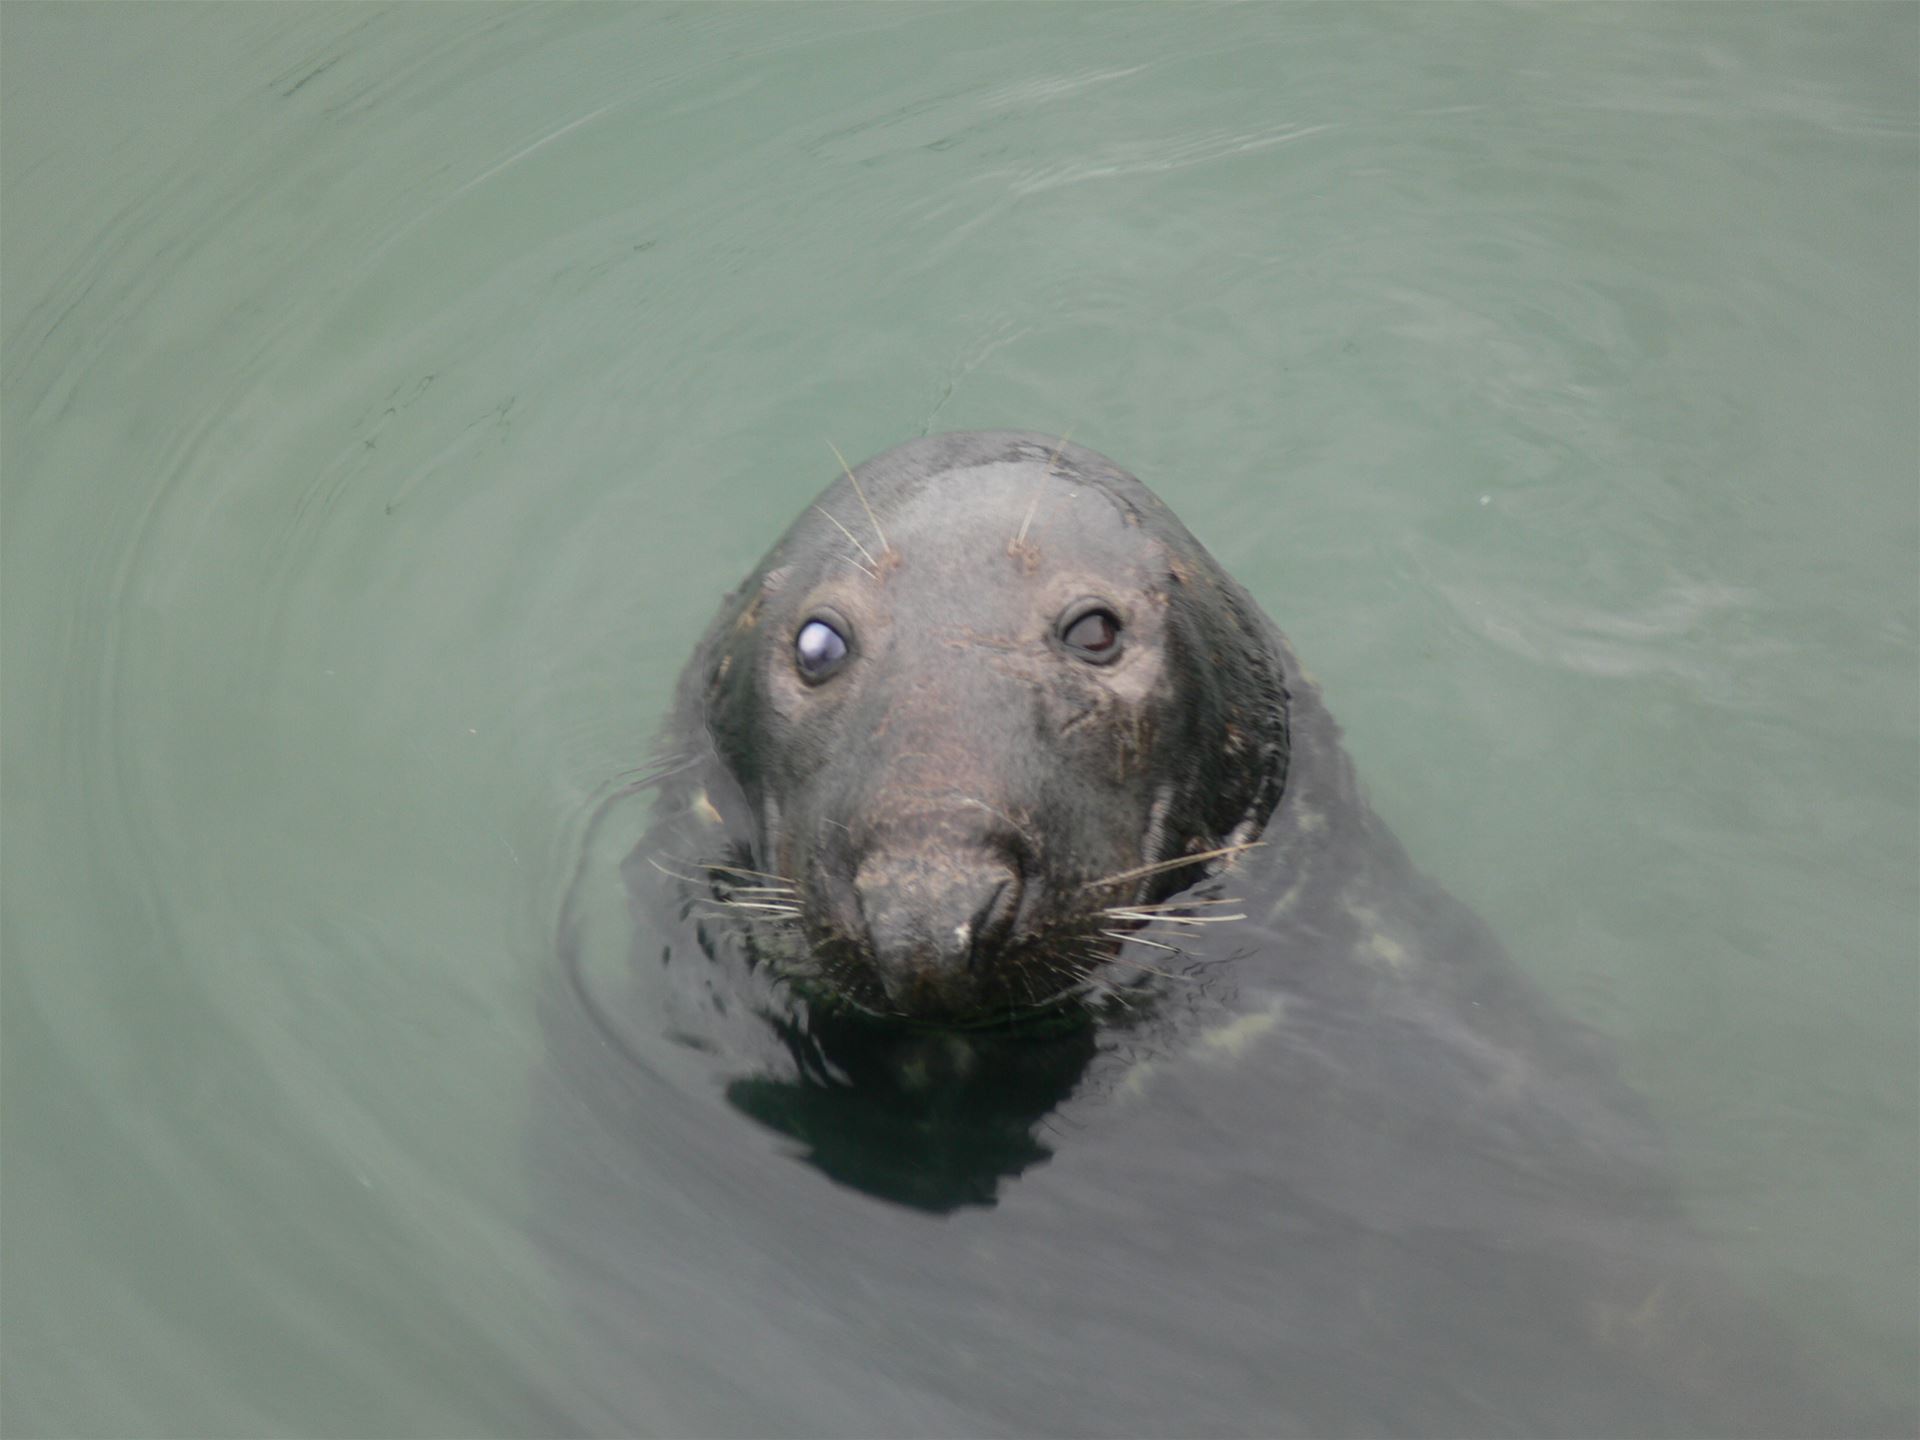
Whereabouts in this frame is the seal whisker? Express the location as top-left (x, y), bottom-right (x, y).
top-left (1102, 897), bottom-right (1245, 913)
top-left (1082, 841), bottom-right (1266, 892)
top-left (620, 753), bottom-right (701, 789)
top-left (1067, 959), bottom-right (1139, 1010)
top-left (647, 856), bottom-right (717, 887)
top-left (655, 857), bottom-right (803, 915)
top-left (1101, 929), bottom-right (1182, 954)
top-left (826, 439), bottom-right (889, 558)
top-left (1012, 491), bottom-right (1044, 551)
top-left (700, 861), bottom-right (799, 885)
top-left (813, 504), bottom-right (879, 574)
top-left (1044, 430), bottom-right (1074, 474)
top-left (1012, 428), bottom-right (1074, 548)
top-left (1103, 910), bottom-right (1247, 926)
top-left (699, 899), bottom-right (802, 915)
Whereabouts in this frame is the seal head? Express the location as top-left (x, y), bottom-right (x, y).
top-left (679, 432), bottom-right (1288, 1024)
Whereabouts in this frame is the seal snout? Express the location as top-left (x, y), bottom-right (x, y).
top-left (852, 846), bottom-right (1025, 1013)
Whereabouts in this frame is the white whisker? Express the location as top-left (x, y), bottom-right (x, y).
top-left (1101, 929), bottom-right (1181, 953)
top-left (1082, 841), bottom-right (1265, 891)
top-left (827, 440), bottom-right (889, 557)
top-left (701, 861), bottom-right (797, 884)
top-left (813, 505), bottom-right (879, 573)
top-left (1105, 897), bottom-right (1243, 913)
top-left (647, 856), bottom-right (709, 885)
top-left (1103, 910), bottom-right (1247, 926)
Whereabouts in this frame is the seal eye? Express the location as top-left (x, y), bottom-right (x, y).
top-left (1059, 604), bottom-right (1123, 664)
top-left (794, 617), bottom-right (850, 682)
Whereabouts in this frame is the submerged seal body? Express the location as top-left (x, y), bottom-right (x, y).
top-left (578, 430), bottom-right (1864, 1435)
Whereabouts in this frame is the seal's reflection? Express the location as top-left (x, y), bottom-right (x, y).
top-left (722, 1008), bottom-right (1098, 1213)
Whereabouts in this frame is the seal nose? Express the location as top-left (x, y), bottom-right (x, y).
top-left (853, 851), bottom-right (1024, 1011)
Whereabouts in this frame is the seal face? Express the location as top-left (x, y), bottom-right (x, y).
top-left (660, 431), bottom-right (1289, 1026)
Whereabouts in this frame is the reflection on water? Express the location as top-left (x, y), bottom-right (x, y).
top-left (4, 3), bottom-right (1914, 1437)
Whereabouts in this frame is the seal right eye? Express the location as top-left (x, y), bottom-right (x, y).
top-left (794, 617), bottom-right (850, 682)
top-left (1059, 603), bottom-right (1123, 664)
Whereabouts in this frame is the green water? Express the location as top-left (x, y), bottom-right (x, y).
top-left (3, 4), bottom-right (1914, 1436)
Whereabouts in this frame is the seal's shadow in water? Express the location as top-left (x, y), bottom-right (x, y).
top-left (721, 1012), bottom-right (1098, 1213)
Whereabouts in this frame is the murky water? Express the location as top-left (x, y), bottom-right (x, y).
top-left (4, 5), bottom-right (1914, 1437)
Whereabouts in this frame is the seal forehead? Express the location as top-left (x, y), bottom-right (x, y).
top-left (888, 462), bottom-right (1159, 574)
top-left (762, 460), bottom-right (1171, 647)
top-left (801, 465), bottom-right (1168, 656)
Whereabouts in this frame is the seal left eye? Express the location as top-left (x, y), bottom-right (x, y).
top-left (794, 617), bottom-right (850, 682)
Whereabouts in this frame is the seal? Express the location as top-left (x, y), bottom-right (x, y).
top-left (563, 431), bottom-right (1868, 1435)
top-left (650, 430), bottom-right (1290, 1027)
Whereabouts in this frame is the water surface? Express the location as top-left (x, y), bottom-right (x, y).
top-left (3, 5), bottom-right (1914, 1436)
